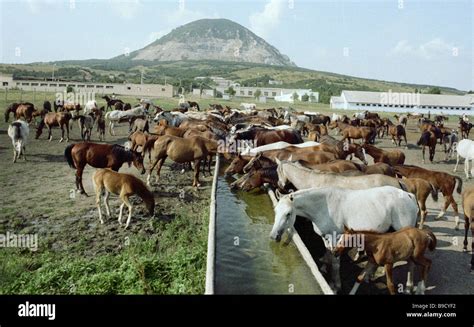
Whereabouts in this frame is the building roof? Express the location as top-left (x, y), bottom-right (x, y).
top-left (330, 96), bottom-right (343, 103)
top-left (342, 90), bottom-right (473, 107)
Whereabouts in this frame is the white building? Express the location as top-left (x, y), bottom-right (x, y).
top-left (330, 90), bottom-right (473, 115)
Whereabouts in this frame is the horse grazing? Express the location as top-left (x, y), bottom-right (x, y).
top-left (65, 143), bottom-right (145, 195)
top-left (461, 187), bottom-right (474, 271)
top-left (384, 120), bottom-right (408, 147)
top-left (417, 131), bottom-right (437, 163)
top-left (329, 121), bottom-right (375, 144)
top-left (395, 164), bottom-right (462, 227)
top-left (8, 120), bottom-right (29, 163)
top-left (453, 139), bottom-right (474, 179)
top-left (362, 144), bottom-right (405, 165)
top-left (270, 187), bottom-right (418, 292)
top-left (230, 127), bottom-right (303, 147)
top-left (102, 95), bottom-right (124, 111)
top-left (275, 159), bottom-right (406, 191)
top-left (336, 227), bottom-right (436, 295)
top-left (458, 118), bottom-right (473, 139)
top-left (401, 177), bottom-right (438, 228)
top-left (92, 169), bottom-right (154, 229)
top-left (35, 112), bottom-right (71, 142)
top-left (144, 135), bottom-right (218, 187)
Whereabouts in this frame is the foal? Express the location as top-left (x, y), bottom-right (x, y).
top-left (337, 227), bottom-right (436, 295)
top-left (93, 169), bottom-right (155, 229)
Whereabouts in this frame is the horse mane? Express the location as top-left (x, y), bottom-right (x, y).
top-left (111, 144), bottom-right (134, 162)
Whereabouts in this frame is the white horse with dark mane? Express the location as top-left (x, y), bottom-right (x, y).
top-left (8, 120), bottom-right (29, 162)
top-left (270, 186), bottom-right (418, 292)
top-left (105, 106), bottom-right (146, 135)
top-left (276, 159), bottom-right (406, 191)
top-left (453, 138), bottom-right (474, 179)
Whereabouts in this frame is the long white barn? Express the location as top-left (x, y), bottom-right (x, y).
top-left (330, 90), bottom-right (473, 115)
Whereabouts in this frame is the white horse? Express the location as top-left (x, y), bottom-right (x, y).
top-left (353, 112), bottom-right (365, 120)
top-left (331, 113), bottom-right (343, 122)
top-left (275, 159), bottom-right (405, 191)
top-left (270, 186), bottom-right (418, 292)
top-left (83, 100), bottom-right (97, 115)
top-left (241, 141), bottom-right (320, 156)
top-left (153, 111), bottom-right (188, 127)
top-left (105, 106), bottom-right (146, 136)
top-left (453, 138), bottom-right (474, 179)
top-left (8, 120), bottom-right (29, 163)
top-left (240, 103), bottom-right (256, 111)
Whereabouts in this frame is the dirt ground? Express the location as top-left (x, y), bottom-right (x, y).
top-left (332, 118), bottom-right (474, 295)
top-left (0, 114), bottom-right (213, 293)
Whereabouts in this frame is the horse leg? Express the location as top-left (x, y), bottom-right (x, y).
top-left (349, 259), bottom-right (377, 295)
top-left (384, 263), bottom-right (396, 295)
top-left (121, 194), bottom-right (133, 229)
top-left (464, 157), bottom-right (470, 179)
top-left (454, 152), bottom-right (460, 172)
top-left (405, 260), bottom-right (415, 294)
top-left (449, 195), bottom-right (460, 230)
top-left (48, 126), bottom-right (53, 142)
top-left (421, 146), bottom-right (425, 164)
top-left (104, 190), bottom-right (111, 217)
top-left (76, 166), bottom-right (88, 196)
top-left (59, 125), bottom-right (64, 143)
top-left (95, 188), bottom-right (104, 224)
top-left (404, 133), bottom-right (408, 148)
top-left (22, 144), bottom-right (27, 161)
top-left (419, 199), bottom-right (427, 229)
top-left (435, 194), bottom-right (450, 220)
top-left (414, 257), bottom-right (431, 295)
top-left (463, 215), bottom-right (470, 252)
top-left (118, 203), bottom-right (125, 225)
top-left (193, 159), bottom-right (201, 187)
top-left (154, 158), bottom-right (166, 184)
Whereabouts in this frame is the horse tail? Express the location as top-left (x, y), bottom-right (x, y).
top-left (64, 144), bottom-right (76, 168)
top-left (454, 175), bottom-right (463, 194)
top-left (417, 132), bottom-right (426, 146)
top-left (425, 229), bottom-right (437, 251)
top-left (142, 138), bottom-right (157, 159)
top-left (429, 183), bottom-right (439, 202)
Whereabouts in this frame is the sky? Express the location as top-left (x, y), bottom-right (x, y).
top-left (0, 0), bottom-right (472, 90)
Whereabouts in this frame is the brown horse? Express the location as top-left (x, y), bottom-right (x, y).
top-left (401, 177), bottom-right (438, 228)
top-left (230, 165), bottom-right (278, 191)
top-left (362, 162), bottom-right (396, 177)
top-left (15, 103), bottom-right (37, 123)
top-left (459, 118), bottom-right (473, 139)
top-left (5, 103), bottom-right (21, 122)
top-left (461, 187), bottom-right (474, 271)
top-left (395, 164), bottom-right (462, 226)
top-left (93, 168), bottom-right (154, 229)
top-left (230, 127), bottom-right (303, 147)
top-left (393, 114), bottom-right (408, 128)
top-left (154, 124), bottom-right (186, 137)
top-left (362, 144), bottom-right (405, 165)
top-left (417, 131), bottom-right (437, 163)
top-left (224, 154), bottom-right (253, 176)
top-left (65, 142), bottom-right (145, 195)
top-left (144, 135), bottom-right (218, 187)
top-left (336, 227), bottom-right (436, 295)
top-left (384, 119), bottom-right (408, 147)
top-left (35, 112), bottom-right (72, 142)
top-left (102, 95), bottom-right (124, 111)
top-left (129, 131), bottom-right (158, 152)
top-left (329, 121), bottom-right (376, 144)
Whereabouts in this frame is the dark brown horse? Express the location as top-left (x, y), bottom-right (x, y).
top-left (417, 131), bottom-right (437, 163)
top-left (395, 164), bottom-right (462, 226)
top-left (459, 118), bottom-right (473, 139)
top-left (102, 95), bottom-right (124, 111)
top-left (65, 142), bottom-right (145, 195)
top-left (35, 112), bottom-right (72, 142)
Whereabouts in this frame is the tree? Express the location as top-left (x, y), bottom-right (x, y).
top-left (301, 93), bottom-right (309, 102)
top-left (226, 86), bottom-right (236, 97)
top-left (66, 85), bottom-right (74, 93)
top-left (426, 87), bottom-right (441, 94)
top-left (254, 89), bottom-right (262, 99)
top-left (292, 92), bottom-right (299, 102)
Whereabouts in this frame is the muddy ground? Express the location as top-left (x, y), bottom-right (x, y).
top-left (0, 116), bottom-right (213, 294)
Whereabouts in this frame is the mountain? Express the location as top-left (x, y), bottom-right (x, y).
top-left (115, 18), bottom-right (295, 66)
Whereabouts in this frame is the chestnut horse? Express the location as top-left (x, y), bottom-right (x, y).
top-left (395, 164), bottom-right (462, 227)
top-left (329, 121), bottom-right (376, 144)
top-left (230, 165), bottom-right (278, 191)
top-left (401, 177), bottom-right (439, 228)
top-left (336, 227), bottom-right (436, 295)
top-left (14, 103), bottom-right (37, 123)
top-left (362, 144), bottom-right (405, 165)
top-left (93, 169), bottom-right (154, 229)
top-left (144, 135), bottom-right (218, 187)
top-left (230, 127), bottom-right (303, 147)
top-left (65, 142), bottom-right (145, 195)
top-left (129, 131), bottom-right (158, 152)
top-left (35, 112), bottom-right (72, 142)
top-left (384, 119), bottom-right (408, 147)
top-left (461, 186), bottom-right (474, 271)
top-left (4, 103), bottom-right (21, 122)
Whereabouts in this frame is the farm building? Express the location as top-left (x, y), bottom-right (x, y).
top-left (330, 90), bottom-right (474, 115)
top-left (0, 74), bottom-right (175, 98)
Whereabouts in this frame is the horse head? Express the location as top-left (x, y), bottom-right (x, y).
top-left (275, 158), bottom-right (289, 190)
top-left (270, 193), bottom-right (296, 242)
top-left (131, 151), bottom-right (145, 174)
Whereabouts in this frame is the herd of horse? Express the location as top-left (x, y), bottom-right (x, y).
top-left (5, 97), bottom-right (474, 294)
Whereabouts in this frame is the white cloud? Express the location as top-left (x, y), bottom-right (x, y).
top-left (390, 38), bottom-right (457, 59)
top-left (249, 0), bottom-right (285, 38)
top-left (109, 0), bottom-right (142, 20)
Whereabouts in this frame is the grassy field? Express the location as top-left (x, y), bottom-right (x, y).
top-left (0, 90), bottom-right (214, 294)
